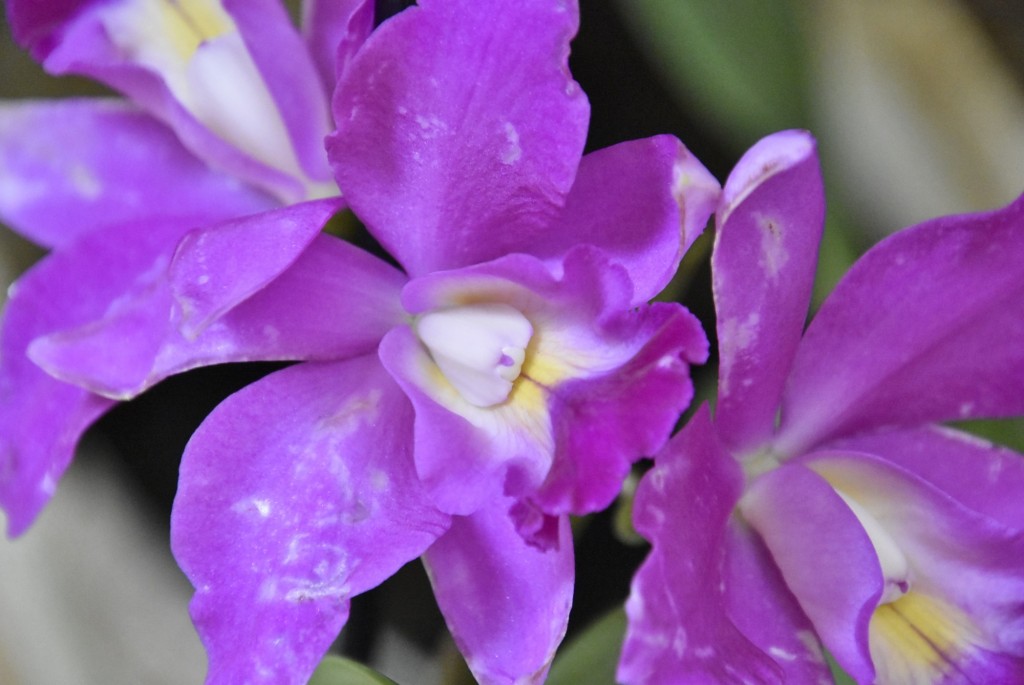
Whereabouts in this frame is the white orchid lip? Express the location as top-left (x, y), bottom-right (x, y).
top-left (414, 303), bottom-right (534, 408)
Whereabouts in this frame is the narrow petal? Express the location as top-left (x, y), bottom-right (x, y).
top-left (544, 135), bottom-right (720, 304)
top-left (171, 357), bottom-right (451, 685)
top-left (424, 500), bottom-right (573, 685)
top-left (224, 0), bottom-right (334, 182)
top-left (0, 213), bottom-right (201, 535)
top-left (828, 424), bottom-right (1024, 531)
top-left (301, 0), bottom-right (374, 91)
top-left (712, 130), bottom-right (825, 455)
top-left (329, 0), bottom-right (589, 276)
top-left (170, 198), bottom-right (344, 337)
top-left (778, 194), bottom-right (1024, 455)
top-left (806, 451), bottom-right (1024, 678)
top-left (740, 462), bottom-right (882, 682)
top-left (0, 99), bottom-right (274, 249)
top-left (619, 407), bottom-right (783, 685)
top-left (32, 233), bottom-right (406, 399)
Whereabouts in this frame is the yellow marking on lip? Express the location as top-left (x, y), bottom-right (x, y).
top-left (153, 0), bottom-right (233, 59)
top-left (869, 592), bottom-right (983, 685)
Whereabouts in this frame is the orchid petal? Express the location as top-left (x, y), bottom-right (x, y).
top-left (712, 130), bottom-right (825, 455)
top-left (383, 248), bottom-right (706, 518)
top-left (301, 0), bottom-right (374, 92)
top-left (0, 213), bottom-right (200, 535)
top-left (723, 521), bottom-right (833, 684)
top-left (328, 0), bottom-right (589, 276)
top-left (740, 462), bottom-right (881, 682)
top-left (619, 407), bottom-right (783, 685)
top-left (378, 325), bottom-right (521, 516)
top-left (534, 300), bottom-right (707, 516)
top-left (778, 194), bottom-right (1024, 454)
top-left (806, 451), bottom-right (1024, 677)
top-left (546, 135), bottom-right (720, 304)
top-left (0, 98), bottom-right (274, 249)
top-left (171, 356), bottom-right (451, 685)
top-left (828, 424), bottom-right (1024, 531)
top-left (39, 2), bottom-right (313, 201)
top-left (5, 0), bottom-right (83, 60)
top-left (32, 233), bottom-right (406, 399)
top-left (0, 293), bottom-right (112, 538)
top-left (223, 0), bottom-right (334, 182)
top-left (169, 197), bottom-right (344, 336)
top-left (424, 500), bottom-right (573, 685)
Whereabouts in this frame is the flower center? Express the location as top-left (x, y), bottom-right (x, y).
top-left (835, 490), bottom-right (910, 604)
top-left (414, 303), bottom-right (533, 408)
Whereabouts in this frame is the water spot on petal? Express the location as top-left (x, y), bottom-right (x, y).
top-left (768, 646), bottom-right (797, 662)
top-left (500, 121), bottom-right (521, 165)
top-left (70, 164), bottom-right (102, 199)
top-left (757, 213), bottom-right (789, 279)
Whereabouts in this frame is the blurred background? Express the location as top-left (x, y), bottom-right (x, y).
top-left (1, 0), bottom-right (1023, 683)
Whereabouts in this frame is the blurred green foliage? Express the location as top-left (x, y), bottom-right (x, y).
top-left (612, 0), bottom-right (811, 147)
top-left (308, 655), bottom-right (399, 685)
top-left (547, 607), bottom-right (626, 685)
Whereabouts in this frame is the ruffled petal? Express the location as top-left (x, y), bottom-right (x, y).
top-left (619, 407), bottom-right (783, 685)
top-left (739, 462), bottom-right (882, 682)
top-left (0, 213), bottom-right (201, 535)
top-left (328, 0), bottom-right (589, 276)
top-left (827, 424), bottom-right (1024, 531)
top-left (544, 135), bottom-right (720, 304)
top-left (424, 500), bottom-right (573, 685)
top-left (381, 248), bottom-right (706, 518)
top-left (32, 232), bottom-right (405, 399)
top-left (301, 0), bottom-right (374, 91)
top-left (534, 300), bottom-right (707, 516)
top-left (806, 451), bottom-right (1024, 681)
top-left (712, 130), bottom-right (825, 456)
top-left (378, 325), bottom-right (524, 515)
top-left (0, 98), bottom-right (274, 249)
top-left (778, 194), bottom-right (1024, 455)
top-left (171, 356), bottom-right (451, 685)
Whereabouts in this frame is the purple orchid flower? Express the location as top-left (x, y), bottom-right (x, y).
top-left (0, 0), bottom-right (374, 534)
top-left (27, 0), bottom-right (719, 681)
top-left (619, 129), bottom-right (1024, 684)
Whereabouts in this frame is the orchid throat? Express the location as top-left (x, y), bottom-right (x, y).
top-left (414, 303), bottom-right (534, 408)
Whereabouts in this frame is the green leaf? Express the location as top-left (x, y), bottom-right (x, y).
top-left (952, 417), bottom-right (1024, 453)
top-left (307, 656), bottom-right (399, 685)
top-left (823, 649), bottom-right (857, 685)
top-left (547, 608), bottom-right (627, 685)
top-left (613, 0), bottom-right (812, 148)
